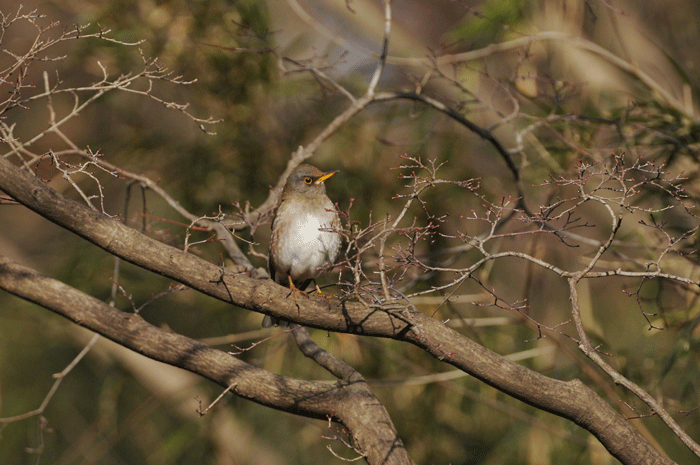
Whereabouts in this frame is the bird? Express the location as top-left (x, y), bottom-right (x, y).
top-left (262, 164), bottom-right (342, 327)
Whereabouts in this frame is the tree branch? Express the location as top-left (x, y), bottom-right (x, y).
top-left (0, 141), bottom-right (676, 465)
top-left (0, 255), bottom-right (412, 465)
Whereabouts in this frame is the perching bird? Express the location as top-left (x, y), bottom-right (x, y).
top-left (262, 164), bottom-right (341, 327)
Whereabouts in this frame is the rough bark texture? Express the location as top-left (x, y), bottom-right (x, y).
top-left (0, 257), bottom-right (412, 465)
top-left (0, 155), bottom-right (676, 465)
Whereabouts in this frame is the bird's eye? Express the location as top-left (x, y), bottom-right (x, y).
top-left (304, 177), bottom-right (313, 185)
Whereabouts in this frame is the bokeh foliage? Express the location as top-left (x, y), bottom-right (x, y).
top-left (2, 0), bottom-right (700, 464)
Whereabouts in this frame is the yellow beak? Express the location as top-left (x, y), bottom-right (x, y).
top-left (315, 170), bottom-right (338, 184)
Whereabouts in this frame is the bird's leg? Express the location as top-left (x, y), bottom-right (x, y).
top-left (287, 275), bottom-right (307, 308)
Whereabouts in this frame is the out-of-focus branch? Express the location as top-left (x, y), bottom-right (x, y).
top-left (372, 91), bottom-right (520, 181)
top-left (281, 0), bottom-right (691, 118)
top-left (0, 333), bottom-right (99, 425)
top-left (292, 326), bottom-right (362, 382)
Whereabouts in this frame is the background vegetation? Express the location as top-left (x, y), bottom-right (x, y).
top-left (2, 0), bottom-right (700, 464)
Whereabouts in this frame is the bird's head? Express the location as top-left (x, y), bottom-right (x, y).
top-left (282, 164), bottom-right (338, 198)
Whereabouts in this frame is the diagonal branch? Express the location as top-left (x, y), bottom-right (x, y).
top-left (0, 255), bottom-right (412, 465)
top-left (0, 143), bottom-right (677, 465)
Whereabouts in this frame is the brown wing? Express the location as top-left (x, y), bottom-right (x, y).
top-left (267, 201), bottom-right (280, 284)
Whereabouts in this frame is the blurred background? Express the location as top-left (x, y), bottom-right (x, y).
top-left (2, 0), bottom-right (700, 464)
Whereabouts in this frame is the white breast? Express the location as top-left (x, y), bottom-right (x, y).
top-left (271, 199), bottom-right (341, 282)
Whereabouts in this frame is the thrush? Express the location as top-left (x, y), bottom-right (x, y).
top-left (262, 164), bottom-right (342, 327)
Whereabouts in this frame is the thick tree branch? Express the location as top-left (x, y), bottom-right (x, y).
top-left (0, 155), bottom-right (676, 465)
top-left (0, 255), bottom-right (412, 465)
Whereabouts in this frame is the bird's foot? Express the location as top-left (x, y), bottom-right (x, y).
top-left (287, 276), bottom-right (308, 308)
top-left (312, 280), bottom-right (334, 305)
